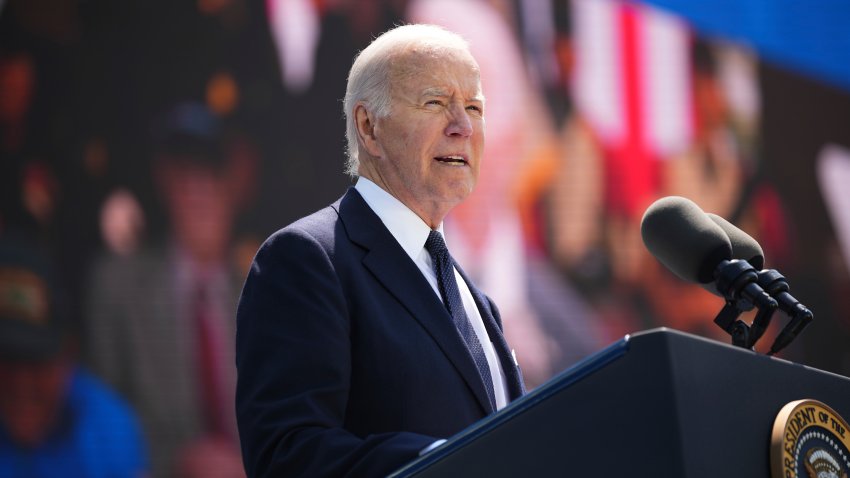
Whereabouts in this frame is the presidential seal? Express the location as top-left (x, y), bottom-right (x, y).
top-left (771, 399), bottom-right (850, 478)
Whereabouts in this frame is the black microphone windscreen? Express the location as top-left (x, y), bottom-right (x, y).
top-left (640, 196), bottom-right (732, 284)
top-left (706, 213), bottom-right (765, 270)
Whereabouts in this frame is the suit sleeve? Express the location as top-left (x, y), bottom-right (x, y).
top-left (235, 227), bottom-right (436, 478)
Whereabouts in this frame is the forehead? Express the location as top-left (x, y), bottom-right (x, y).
top-left (390, 47), bottom-right (482, 98)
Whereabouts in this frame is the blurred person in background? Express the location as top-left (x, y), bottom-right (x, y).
top-left (0, 236), bottom-right (147, 478)
top-left (0, 21), bottom-right (102, 357)
top-left (507, 0), bottom-right (612, 375)
top-left (85, 103), bottom-right (254, 478)
top-left (662, 39), bottom-right (748, 225)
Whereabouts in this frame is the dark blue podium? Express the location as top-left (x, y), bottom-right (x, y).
top-left (389, 328), bottom-right (850, 477)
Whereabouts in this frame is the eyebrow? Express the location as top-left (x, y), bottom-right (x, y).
top-left (421, 87), bottom-right (450, 98)
top-left (420, 87), bottom-right (485, 103)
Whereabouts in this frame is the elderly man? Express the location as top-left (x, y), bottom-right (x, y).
top-left (235, 24), bottom-right (525, 477)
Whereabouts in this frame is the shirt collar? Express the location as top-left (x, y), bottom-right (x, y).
top-left (355, 177), bottom-right (443, 262)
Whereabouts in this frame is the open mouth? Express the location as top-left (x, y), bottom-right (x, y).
top-left (434, 155), bottom-right (467, 166)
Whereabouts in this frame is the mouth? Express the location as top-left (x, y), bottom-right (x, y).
top-left (434, 154), bottom-right (468, 166)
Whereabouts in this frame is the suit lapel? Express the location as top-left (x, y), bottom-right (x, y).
top-left (334, 188), bottom-right (495, 414)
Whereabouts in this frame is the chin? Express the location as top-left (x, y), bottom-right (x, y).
top-left (442, 188), bottom-right (475, 208)
top-left (457, 180), bottom-right (477, 200)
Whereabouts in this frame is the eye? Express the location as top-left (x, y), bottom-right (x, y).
top-left (466, 104), bottom-right (483, 114)
top-left (425, 99), bottom-right (444, 107)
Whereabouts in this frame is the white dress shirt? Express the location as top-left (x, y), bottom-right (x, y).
top-left (355, 178), bottom-right (509, 410)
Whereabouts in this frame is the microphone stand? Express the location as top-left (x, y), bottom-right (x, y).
top-left (713, 302), bottom-right (775, 350)
top-left (711, 259), bottom-right (778, 350)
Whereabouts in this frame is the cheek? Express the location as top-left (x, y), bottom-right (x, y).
top-left (380, 123), bottom-right (413, 160)
top-left (472, 118), bottom-right (485, 148)
top-left (400, 130), bottom-right (416, 151)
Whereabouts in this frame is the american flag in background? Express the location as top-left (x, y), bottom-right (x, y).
top-left (572, 0), bottom-right (692, 218)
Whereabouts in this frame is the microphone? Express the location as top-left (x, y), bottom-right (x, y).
top-left (697, 213), bottom-right (764, 297)
top-left (706, 213), bottom-right (764, 270)
top-left (704, 213), bottom-right (813, 355)
top-left (640, 196), bottom-right (732, 284)
top-left (641, 196), bottom-right (777, 348)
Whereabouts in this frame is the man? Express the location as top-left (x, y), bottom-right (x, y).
top-left (86, 103), bottom-right (250, 478)
top-left (0, 237), bottom-right (147, 478)
top-left (235, 24), bottom-right (525, 478)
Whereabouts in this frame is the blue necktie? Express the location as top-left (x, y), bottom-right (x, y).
top-left (425, 230), bottom-right (497, 410)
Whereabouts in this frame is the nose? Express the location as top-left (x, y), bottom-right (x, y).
top-left (445, 103), bottom-right (473, 137)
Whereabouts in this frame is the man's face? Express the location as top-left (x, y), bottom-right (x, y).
top-left (0, 355), bottom-right (71, 448)
top-left (364, 47), bottom-right (485, 224)
top-left (160, 162), bottom-right (235, 264)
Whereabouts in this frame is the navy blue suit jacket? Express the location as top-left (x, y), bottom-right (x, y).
top-left (235, 187), bottom-right (524, 477)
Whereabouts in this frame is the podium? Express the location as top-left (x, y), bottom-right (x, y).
top-left (389, 328), bottom-right (850, 477)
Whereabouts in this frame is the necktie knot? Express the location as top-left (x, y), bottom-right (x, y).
top-left (424, 230), bottom-right (449, 263)
top-left (424, 231), bottom-right (456, 314)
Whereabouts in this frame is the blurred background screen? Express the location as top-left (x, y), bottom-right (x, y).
top-left (1, 0), bottom-right (849, 476)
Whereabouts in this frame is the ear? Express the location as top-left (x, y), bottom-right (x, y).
top-left (354, 103), bottom-right (382, 158)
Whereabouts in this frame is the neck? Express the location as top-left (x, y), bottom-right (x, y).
top-left (358, 172), bottom-right (449, 229)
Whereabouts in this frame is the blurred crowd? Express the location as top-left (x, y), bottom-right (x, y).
top-left (2, 0), bottom-right (849, 477)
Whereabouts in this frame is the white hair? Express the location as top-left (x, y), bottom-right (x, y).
top-left (342, 24), bottom-right (472, 177)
